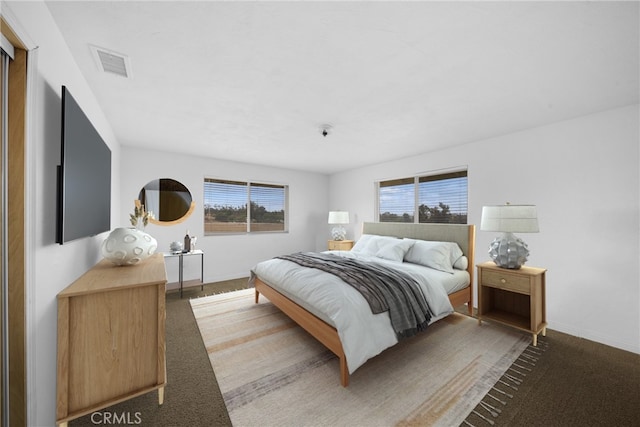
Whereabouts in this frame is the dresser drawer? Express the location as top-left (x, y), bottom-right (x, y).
top-left (481, 269), bottom-right (530, 294)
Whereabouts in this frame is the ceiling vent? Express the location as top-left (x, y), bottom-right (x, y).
top-left (90, 45), bottom-right (132, 78)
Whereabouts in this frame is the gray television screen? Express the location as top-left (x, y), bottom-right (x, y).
top-left (56, 86), bottom-right (111, 244)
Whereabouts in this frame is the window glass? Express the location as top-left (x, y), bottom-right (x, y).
top-left (250, 183), bottom-right (286, 232)
top-left (379, 178), bottom-right (415, 222)
top-left (418, 172), bottom-right (468, 224)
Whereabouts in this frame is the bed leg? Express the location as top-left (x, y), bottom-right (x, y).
top-left (255, 288), bottom-right (259, 304)
top-left (340, 357), bottom-right (349, 387)
top-left (467, 302), bottom-right (473, 316)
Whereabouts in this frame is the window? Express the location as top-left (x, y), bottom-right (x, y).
top-left (379, 178), bottom-right (415, 223)
top-left (204, 178), bottom-right (288, 234)
top-left (378, 170), bottom-right (467, 224)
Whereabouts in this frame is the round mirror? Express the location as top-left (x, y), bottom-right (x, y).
top-left (138, 178), bottom-right (195, 225)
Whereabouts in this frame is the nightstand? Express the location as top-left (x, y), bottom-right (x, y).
top-left (328, 240), bottom-right (354, 251)
top-left (477, 261), bottom-right (547, 346)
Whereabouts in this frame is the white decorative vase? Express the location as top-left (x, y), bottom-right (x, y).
top-left (101, 227), bottom-right (158, 266)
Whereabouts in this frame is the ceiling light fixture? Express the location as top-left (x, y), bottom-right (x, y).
top-left (319, 124), bottom-right (333, 137)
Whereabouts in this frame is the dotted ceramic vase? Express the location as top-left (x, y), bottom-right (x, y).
top-left (101, 227), bottom-right (158, 266)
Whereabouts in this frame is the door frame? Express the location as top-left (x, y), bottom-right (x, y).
top-left (1, 7), bottom-right (37, 427)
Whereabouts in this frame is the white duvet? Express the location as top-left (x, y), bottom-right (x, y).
top-left (250, 250), bottom-right (469, 375)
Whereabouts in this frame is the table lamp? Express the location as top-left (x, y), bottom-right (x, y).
top-left (328, 211), bottom-right (349, 241)
top-left (481, 204), bottom-right (539, 269)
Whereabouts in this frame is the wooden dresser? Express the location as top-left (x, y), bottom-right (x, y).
top-left (56, 253), bottom-right (167, 427)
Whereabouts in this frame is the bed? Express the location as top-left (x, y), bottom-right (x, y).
top-left (250, 222), bottom-right (476, 387)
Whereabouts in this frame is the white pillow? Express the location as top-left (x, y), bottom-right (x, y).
top-left (375, 239), bottom-right (415, 262)
top-left (351, 234), bottom-right (375, 253)
top-left (403, 239), bottom-right (464, 274)
top-left (351, 234), bottom-right (400, 256)
top-left (453, 255), bottom-right (468, 271)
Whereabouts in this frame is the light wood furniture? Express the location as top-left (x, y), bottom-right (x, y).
top-left (477, 261), bottom-right (547, 346)
top-left (328, 240), bottom-right (354, 251)
top-left (255, 222), bottom-right (475, 386)
top-left (56, 254), bottom-right (167, 427)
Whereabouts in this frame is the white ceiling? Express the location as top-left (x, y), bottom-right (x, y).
top-left (46, 1), bottom-right (639, 174)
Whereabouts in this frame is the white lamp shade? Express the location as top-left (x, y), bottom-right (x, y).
top-left (328, 211), bottom-right (349, 224)
top-left (481, 205), bottom-right (539, 233)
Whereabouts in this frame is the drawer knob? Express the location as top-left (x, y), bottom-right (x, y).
top-left (500, 278), bottom-right (506, 284)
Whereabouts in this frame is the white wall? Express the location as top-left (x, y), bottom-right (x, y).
top-left (119, 146), bottom-right (329, 283)
top-left (3, 1), bottom-right (122, 425)
top-left (329, 104), bottom-right (640, 355)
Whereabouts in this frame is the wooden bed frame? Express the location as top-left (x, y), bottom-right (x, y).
top-left (254, 222), bottom-right (476, 387)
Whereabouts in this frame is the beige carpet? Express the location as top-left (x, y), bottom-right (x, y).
top-left (190, 288), bottom-right (530, 427)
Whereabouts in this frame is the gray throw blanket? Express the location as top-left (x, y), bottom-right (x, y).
top-left (276, 252), bottom-right (431, 339)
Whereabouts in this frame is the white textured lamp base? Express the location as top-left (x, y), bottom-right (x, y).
top-left (331, 226), bottom-right (346, 241)
top-left (488, 232), bottom-right (529, 269)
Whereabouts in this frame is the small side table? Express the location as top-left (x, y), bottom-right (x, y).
top-left (164, 250), bottom-right (204, 298)
top-left (328, 240), bottom-right (354, 251)
top-left (477, 261), bottom-right (547, 346)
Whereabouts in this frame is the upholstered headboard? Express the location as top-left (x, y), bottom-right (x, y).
top-left (362, 222), bottom-right (476, 277)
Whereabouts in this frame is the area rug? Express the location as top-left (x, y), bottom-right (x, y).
top-left (190, 288), bottom-right (530, 427)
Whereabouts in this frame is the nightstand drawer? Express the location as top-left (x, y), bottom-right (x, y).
top-left (328, 240), bottom-right (354, 251)
top-left (481, 270), bottom-right (530, 294)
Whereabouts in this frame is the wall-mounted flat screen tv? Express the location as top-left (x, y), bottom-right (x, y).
top-left (56, 86), bottom-right (111, 244)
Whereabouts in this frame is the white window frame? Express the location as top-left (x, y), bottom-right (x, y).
top-left (376, 169), bottom-right (468, 224)
top-left (204, 178), bottom-right (289, 235)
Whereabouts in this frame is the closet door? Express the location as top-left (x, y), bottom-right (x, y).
top-left (1, 37), bottom-right (13, 427)
top-left (1, 26), bottom-right (26, 427)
